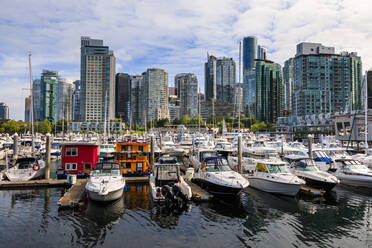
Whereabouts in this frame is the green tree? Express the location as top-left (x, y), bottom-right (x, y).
top-left (181, 115), bottom-right (191, 125)
top-left (251, 121), bottom-right (267, 132)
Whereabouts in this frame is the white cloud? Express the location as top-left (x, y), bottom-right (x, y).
top-left (0, 0), bottom-right (371, 120)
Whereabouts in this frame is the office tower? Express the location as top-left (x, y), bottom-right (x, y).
top-left (25, 96), bottom-right (31, 122)
top-left (115, 73), bottom-right (131, 122)
top-left (243, 69), bottom-right (256, 116)
top-left (243, 36), bottom-right (257, 71)
top-left (0, 102), bottom-right (9, 120)
top-left (175, 73), bottom-right (198, 118)
top-left (257, 45), bottom-right (267, 60)
top-left (168, 87), bottom-right (176, 96)
top-left (57, 78), bottom-right (73, 121)
top-left (80, 36), bottom-right (115, 121)
top-left (130, 75), bottom-right (144, 126)
top-left (72, 80), bottom-right (81, 121)
top-left (255, 60), bottom-right (283, 123)
top-left (169, 95), bottom-right (180, 121)
top-left (32, 79), bottom-right (41, 121)
top-left (142, 68), bottom-right (169, 121)
top-left (367, 70), bottom-right (372, 109)
top-left (40, 70), bottom-right (59, 122)
top-left (291, 42), bottom-right (363, 117)
top-left (283, 58), bottom-right (294, 113)
top-left (205, 55), bottom-right (236, 104)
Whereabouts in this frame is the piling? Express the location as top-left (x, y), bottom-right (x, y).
top-left (150, 135), bottom-right (155, 168)
top-left (308, 134), bottom-right (313, 159)
top-left (13, 133), bottom-right (18, 160)
top-left (5, 150), bottom-right (8, 171)
top-left (159, 134), bottom-right (162, 151)
top-left (238, 135), bottom-right (242, 173)
top-left (45, 134), bottom-right (51, 180)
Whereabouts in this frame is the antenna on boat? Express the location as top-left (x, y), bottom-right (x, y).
top-left (28, 52), bottom-right (35, 154)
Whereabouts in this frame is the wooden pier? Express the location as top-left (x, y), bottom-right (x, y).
top-left (125, 176), bottom-right (149, 183)
top-left (299, 186), bottom-right (325, 197)
top-left (0, 179), bottom-right (68, 189)
top-left (183, 178), bottom-right (213, 201)
top-left (57, 179), bottom-right (88, 209)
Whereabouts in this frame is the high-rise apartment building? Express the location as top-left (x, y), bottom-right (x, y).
top-left (57, 78), bottom-right (73, 121)
top-left (175, 73), bottom-right (198, 118)
top-left (40, 70), bottom-right (59, 123)
top-left (115, 73), bottom-right (131, 122)
top-left (143, 68), bottom-right (169, 121)
top-left (25, 96), bottom-right (31, 122)
top-left (289, 42), bottom-right (363, 117)
top-left (80, 36), bottom-right (115, 121)
top-left (255, 60), bottom-right (283, 123)
top-left (257, 45), bottom-right (267, 61)
top-left (32, 79), bottom-right (41, 121)
top-left (72, 80), bottom-right (81, 121)
top-left (0, 102), bottom-right (9, 120)
top-left (205, 55), bottom-right (236, 104)
top-left (130, 75), bottom-right (144, 126)
top-left (283, 58), bottom-right (294, 113)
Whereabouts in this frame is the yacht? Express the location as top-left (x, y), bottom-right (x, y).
top-left (149, 156), bottom-right (192, 204)
top-left (99, 143), bottom-right (116, 159)
top-left (85, 162), bottom-right (125, 202)
top-left (288, 157), bottom-right (339, 192)
top-left (5, 157), bottom-right (45, 181)
top-left (244, 158), bottom-right (305, 196)
top-left (329, 158), bottom-right (372, 188)
top-left (192, 156), bottom-right (249, 196)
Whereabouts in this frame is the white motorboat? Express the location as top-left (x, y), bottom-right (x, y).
top-left (86, 162), bottom-right (125, 202)
top-left (192, 156), bottom-right (249, 196)
top-left (149, 156), bottom-right (192, 204)
top-left (288, 157), bottom-right (339, 192)
top-left (244, 158), bottom-right (305, 196)
top-left (330, 159), bottom-right (372, 188)
top-left (99, 143), bottom-right (116, 159)
top-left (5, 157), bottom-right (45, 181)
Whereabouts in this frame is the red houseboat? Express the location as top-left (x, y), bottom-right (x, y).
top-left (57, 143), bottom-right (98, 179)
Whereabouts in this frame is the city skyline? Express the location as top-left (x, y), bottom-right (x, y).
top-left (1, 0), bottom-right (372, 120)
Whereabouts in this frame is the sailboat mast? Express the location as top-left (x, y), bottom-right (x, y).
top-left (238, 40), bottom-right (241, 132)
top-left (365, 74), bottom-right (368, 154)
top-left (198, 87), bottom-right (201, 132)
top-left (104, 91), bottom-right (107, 140)
top-left (28, 53), bottom-right (34, 153)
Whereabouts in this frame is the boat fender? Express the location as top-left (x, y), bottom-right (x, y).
top-left (32, 164), bottom-right (40, 171)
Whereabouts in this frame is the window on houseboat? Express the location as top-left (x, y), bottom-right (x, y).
top-left (65, 163), bottom-right (77, 170)
top-left (137, 162), bottom-right (143, 168)
top-left (84, 163), bottom-right (91, 170)
top-left (66, 147), bottom-right (78, 156)
top-left (138, 146), bottom-right (143, 152)
top-left (123, 162), bottom-right (131, 169)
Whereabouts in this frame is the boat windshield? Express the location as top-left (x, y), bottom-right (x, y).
top-left (266, 164), bottom-right (290, 173)
top-left (205, 158), bottom-right (232, 172)
top-left (342, 160), bottom-right (368, 170)
top-left (91, 169), bottom-right (121, 177)
top-left (294, 160), bottom-right (319, 171)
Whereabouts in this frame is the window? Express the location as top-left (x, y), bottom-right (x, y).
top-left (66, 147), bottom-right (78, 156)
top-left (65, 163), bottom-right (77, 170)
top-left (138, 146), bottom-right (143, 152)
top-left (137, 163), bottom-right (143, 168)
top-left (121, 162), bottom-right (132, 169)
top-left (84, 163), bottom-right (91, 170)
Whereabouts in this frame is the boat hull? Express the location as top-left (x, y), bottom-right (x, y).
top-left (248, 177), bottom-right (302, 196)
top-left (5, 167), bottom-right (45, 181)
top-left (88, 187), bottom-right (124, 202)
top-left (338, 175), bottom-right (372, 188)
top-left (303, 177), bottom-right (337, 192)
top-left (192, 178), bottom-right (243, 196)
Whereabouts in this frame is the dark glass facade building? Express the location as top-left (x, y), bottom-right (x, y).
top-left (115, 73), bottom-right (131, 122)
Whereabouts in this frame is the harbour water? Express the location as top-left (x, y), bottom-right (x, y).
top-left (1, 183), bottom-right (372, 248)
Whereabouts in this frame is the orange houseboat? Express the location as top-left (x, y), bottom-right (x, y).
top-left (115, 141), bottom-right (150, 176)
top-left (57, 143), bottom-right (98, 179)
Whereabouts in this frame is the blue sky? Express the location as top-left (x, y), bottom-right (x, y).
top-left (0, 0), bottom-right (371, 120)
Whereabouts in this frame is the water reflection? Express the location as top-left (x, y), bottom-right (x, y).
top-left (85, 197), bottom-right (125, 226)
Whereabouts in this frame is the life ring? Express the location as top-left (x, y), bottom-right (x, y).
top-left (32, 164), bottom-right (40, 171)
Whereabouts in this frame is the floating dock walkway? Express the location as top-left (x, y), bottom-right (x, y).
top-left (299, 186), bottom-right (325, 197)
top-left (183, 177), bottom-right (213, 202)
top-left (0, 179), bottom-right (68, 189)
top-left (57, 179), bottom-right (88, 209)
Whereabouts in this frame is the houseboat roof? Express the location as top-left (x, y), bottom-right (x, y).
top-left (62, 142), bottom-right (98, 147)
top-left (117, 141), bottom-right (148, 145)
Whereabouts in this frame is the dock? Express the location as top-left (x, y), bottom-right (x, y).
top-left (125, 176), bottom-right (149, 183)
top-left (183, 178), bottom-right (213, 201)
top-left (299, 186), bottom-right (325, 197)
top-left (0, 179), bottom-right (68, 189)
top-left (57, 179), bottom-right (87, 209)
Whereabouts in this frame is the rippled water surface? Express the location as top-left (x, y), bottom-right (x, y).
top-left (1, 183), bottom-right (372, 248)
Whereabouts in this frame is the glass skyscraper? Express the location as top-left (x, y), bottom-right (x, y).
top-left (115, 73), bottom-right (131, 122)
top-left (40, 70), bottom-right (59, 123)
top-left (243, 36), bottom-right (257, 71)
top-left (175, 73), bottom-right (198, 118)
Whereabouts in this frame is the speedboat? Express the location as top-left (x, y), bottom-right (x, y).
top-left (192, 156), bottom-right (249, 196)
top-left (5, 157), bottom-right (45, 181)
top-left (288, 157), bottom-right (339, 192)
top-left (329, 158), bottom-right (372, 188)
top-left (243, 158), bottom-right (305, 196)
top-left (149, 156), bottom-right (192, 204)
top-left (86, 162), bottom-right (125, 202)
